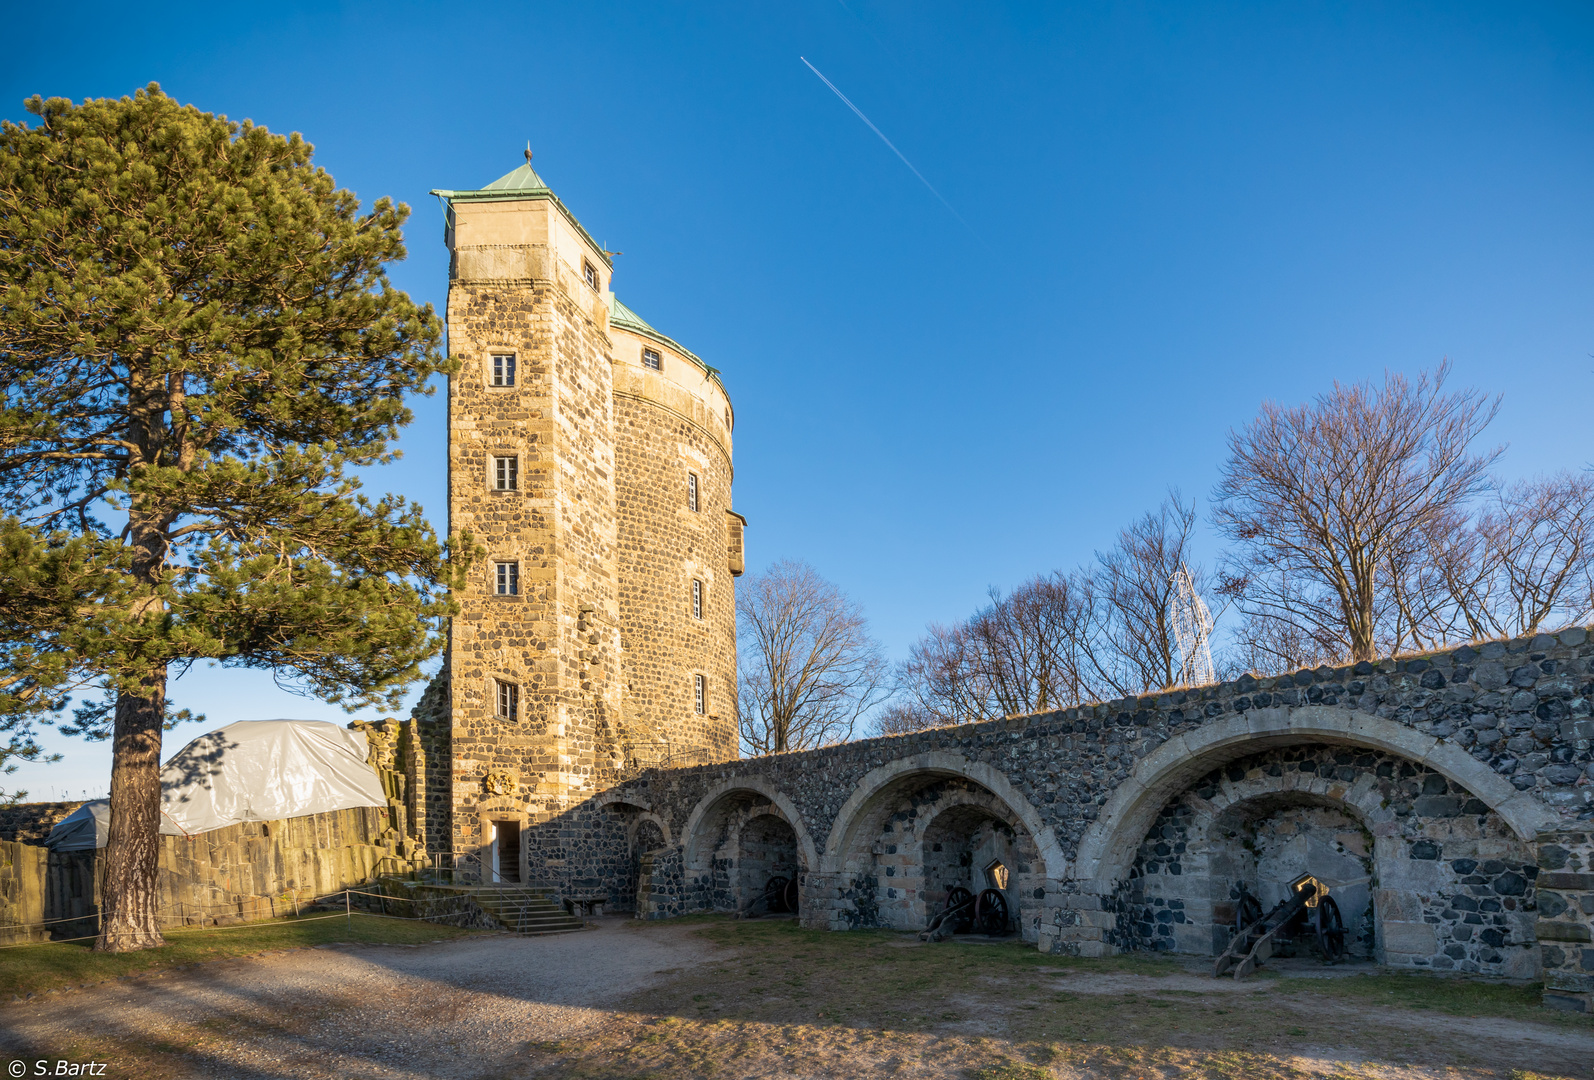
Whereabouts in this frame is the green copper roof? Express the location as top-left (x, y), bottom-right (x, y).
top-left (609, 295), bottom-right (724, 388)
top-left (430, 157), bottom-right (610, 268)
top-left (609, 296), bottom-right (656, 335)
top-left (481, 161), bottom-right (550, 193)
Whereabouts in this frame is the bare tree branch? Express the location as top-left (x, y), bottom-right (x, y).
top-left (737, 560), bottom-right (888, 755)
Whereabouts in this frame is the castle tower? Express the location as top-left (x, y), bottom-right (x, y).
top-left (427, 157), bottom-right (741, 881)
top-left (608, 298), bottom-right (741, 768)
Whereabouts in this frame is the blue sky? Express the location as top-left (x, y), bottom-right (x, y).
top-left (4, 1), bottom-right (1592, 797)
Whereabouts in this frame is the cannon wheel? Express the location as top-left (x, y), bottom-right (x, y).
top-left (946, 886), bottom-right (975, 934)
top-left (1315, 895), bottom-right (1347, 961)
top-left (784, 876), bottom-right (799, 914)
top-left (1235, 889), bottom-right (1263, 934)
top-left (974, 888), bottom-right (1010, 936)
top-left (765, 876), bottom-right (790, 914)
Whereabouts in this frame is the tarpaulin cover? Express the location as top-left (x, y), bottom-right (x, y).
top-left (45, 720), bottom-right (386, 851)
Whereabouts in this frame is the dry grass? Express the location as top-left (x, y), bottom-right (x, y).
top-left (523, 917), bottom-right (1591, 1080)
top-left (0, 912), bottom-right (484, 1000)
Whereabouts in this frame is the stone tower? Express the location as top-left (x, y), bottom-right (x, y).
top-left (423, 158), bottom-right (742, 881)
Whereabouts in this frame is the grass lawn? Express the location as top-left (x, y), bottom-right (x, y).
top-left (0, 912), bottom-right (487, 1000)
top-left (529, 917), bottom-right (1592, 1080)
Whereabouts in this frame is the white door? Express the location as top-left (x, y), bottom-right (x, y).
top-left (489, 821), bottom-right (502, 883)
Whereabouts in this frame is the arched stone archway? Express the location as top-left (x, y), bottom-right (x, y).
top-left (677, 779), bottom-right (819, 915)
top-left (1074, 706), bottom-right (1555, 888)
top-left (821, 751), bottom-right (1065, 876)
top-left (816, 753), bottom-right (1057, 941)
top-left (1081, 734), bottom-right (1542, 978)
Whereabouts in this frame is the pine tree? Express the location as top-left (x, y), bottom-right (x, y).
top-left (0, 85), bottom-right (462, 951)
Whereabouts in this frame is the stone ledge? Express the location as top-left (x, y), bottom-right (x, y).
top-left (1536, 920), bottom-right (1593, 942)
top-left (1538, 871), bottom-right (1594, 890)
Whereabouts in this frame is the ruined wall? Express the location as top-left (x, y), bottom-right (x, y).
top-left (0, 804), bottom-right (408, 943)
top-left (519, 626), bottom-right (1594, 1009)
top-left (0, 802), bottom-right (83, 844)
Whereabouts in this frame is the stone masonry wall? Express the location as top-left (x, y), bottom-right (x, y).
top-left (1114, 743), bottom-right (1539, 978)
top-left (613, 390), bottom-right (737, 767)
top-left (445, 236), bottom-right (625, 876)
top-left (519, 626), bottom-right (1594, 1007)
top-left (0, 802), bottom-right (83, 844)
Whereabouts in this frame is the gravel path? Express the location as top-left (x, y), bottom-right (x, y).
top-left (0, 918), bottom-right (718, 1080)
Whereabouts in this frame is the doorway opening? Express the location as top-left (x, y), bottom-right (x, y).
top-left (491, 820), bottom-right (521, 884)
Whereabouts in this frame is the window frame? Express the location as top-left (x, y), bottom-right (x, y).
top-left (694, 673), bottom-right (706, 715)
top-left (691, 578), bottom-right (703, 620)
top-left (492, 455), bottom-right (519, 492)
top-left (687, 471), bottom-right (699, 512)
top-left (495, 561), bottom-right (520, 596)
top-left (583, 260), bottom-right (598, 289)
top-left (490, 352), bottom-right (517, 388)
top-left (496, 679), bottom-right (519, 721)
top-left (642, 347), bottom-right (662, 371)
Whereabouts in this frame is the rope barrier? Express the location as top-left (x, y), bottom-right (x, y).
top-left (0, 885), bottom-right (504, 946)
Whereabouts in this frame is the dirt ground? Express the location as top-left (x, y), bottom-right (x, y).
top-left (1, 915), bottom-right (1590, 1080)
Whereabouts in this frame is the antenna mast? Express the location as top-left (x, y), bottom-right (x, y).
top-left (1170, 565), bottom-right (1216, 687)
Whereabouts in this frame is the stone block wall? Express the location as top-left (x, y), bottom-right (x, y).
top-left (1535, 831), bottom-right (1594, 1011)
top-left (0, 802), bottom-right (413, 941)
top-left (613, 391), bottom-right (737, 768)
top-left (0, 802), bottom-right (84, 844)
top-left (0, 840), bottom-right (48, 944)
top-left (510, 625), bottom-right (1594, 1011)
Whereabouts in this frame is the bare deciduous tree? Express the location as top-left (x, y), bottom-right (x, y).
top-left (737, 560), bottom-right (888, 755)
top-left (888, 495), bottom-right (1222, 731)
top-left (890, 572), bottom-right (1097, 731)
top-left (1404, 473), bottom-right (1594, 642)
top-left (1090, 491), bottom-right (1206, 694)
top-left (1214, 363), bottom-right (1501, 663)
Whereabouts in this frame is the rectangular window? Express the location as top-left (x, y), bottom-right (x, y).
top-left (493, 456), bottom-right (519, 491)
top-left (692, 579), bottom-right (703, 619)
top-left (687, 472), bottom-right (699, 512)
top-left (694, 674), bottom-right (705, 715)
top-left (642, 348), bottom-right (662, 371)
top-left (495, 562), bottom-right (519, 596)
top-left (491, 353), bottom-right (517, 387)
top-left (583, 260), bottom-right (598, 289)
top-left (496, 680), bottom-right (519, 721)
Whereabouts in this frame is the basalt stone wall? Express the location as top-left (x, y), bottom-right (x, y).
top-left (516, 626), bottom-right (1594, 1008)
top-left (1536, 832), bottom-right (1594, 1010)
top-left (0, 802), bottom-right (83, 844)
top-left (1111, 743), bottom-right (1540, 978)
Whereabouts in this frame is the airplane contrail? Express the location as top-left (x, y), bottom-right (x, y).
top-left (799, 56), bottom-right (981, 242)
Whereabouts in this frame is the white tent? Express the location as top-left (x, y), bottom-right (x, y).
top-left (46, 720), bottom-right (387, 851)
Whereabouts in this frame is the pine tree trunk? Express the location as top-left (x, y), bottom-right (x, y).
top-left (95, 665), bottom-right (168, 952)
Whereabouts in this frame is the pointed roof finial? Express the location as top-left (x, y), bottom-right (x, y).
top-left (524, 141), bottom-right (533, 164)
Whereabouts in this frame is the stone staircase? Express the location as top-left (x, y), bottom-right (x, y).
top-left (469, 886), bottom-right (586, 935)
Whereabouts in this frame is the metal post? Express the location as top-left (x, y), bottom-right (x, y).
top-left (345, 889), bottom-right (351, 927)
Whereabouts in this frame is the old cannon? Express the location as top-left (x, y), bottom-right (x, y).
top-left (920, 885), bottom-right (1012, 941)
top-left (741, 874), bottom-right (799, 918)
top-left (1214, 879), bottom-right (1348, 978)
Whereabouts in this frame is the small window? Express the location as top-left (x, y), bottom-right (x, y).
top-left (691, 579), bottom-right (703, 619)
top-left (687, 472), bottom-right (699, 512)
top-left (491, 353), bottom-right (516, 387)
top-left (495, 562), bottom-right (519, 596)
top-left (984, 860), bottom-right (1010, 890)
top-left (493, 456), bottom-right (519, 491)
top-left (694, 674), bottom-right (706, 715)
top-left (583, 260), bottom-right (598, 289)
top-left (642, 348), bottom-right (662, 371)
top-left (496, 680), bottom-right (519, 721)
